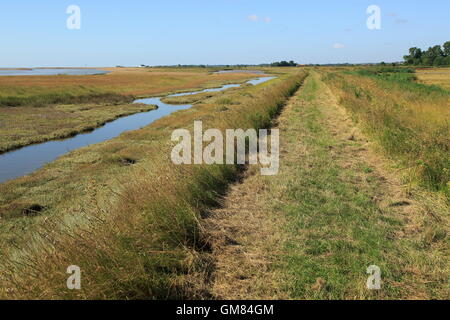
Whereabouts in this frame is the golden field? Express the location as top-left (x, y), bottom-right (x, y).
top-left (0, 67), bottom-right (263, 152)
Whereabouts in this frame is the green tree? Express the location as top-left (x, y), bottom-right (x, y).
top-left (403, 47), bottom-right (423, 65)
top-left (403, 42), bottom-right (450, 66)
top-left (413, 48), bottom-right (423, 65)
top-left (271, 60), bottom-right (298, 67)
top-left (431, 45), bottom-right (444, 57)
top-left (443, 41), bottom-right (450, 56)
top-left (403, 55), bottom-right (413, 65)
top-left (421, 46), bottom-right (443, 66)
top-left (433, 56), bottom-right (446, 66)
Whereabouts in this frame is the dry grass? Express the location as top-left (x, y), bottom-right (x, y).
top-left (160, 91), bottom-right (224, 105)
top-left (0, 69), bottom-right (306, 299)
top-left (0, 103), bottom-right (156, 153)
top-left (206, 165), bottom-right (290, 300)
top-left (321, 68), bottom-right (449, 193)
top-left (305, 72), bottom-right (448, 299)
top-left (206, 71), bottom-right (448, 299)
top-left (1, 68), bottom-right (446, 300)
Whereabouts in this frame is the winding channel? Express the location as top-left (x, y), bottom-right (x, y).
top-left (0, 76), bottom-right (275, 183)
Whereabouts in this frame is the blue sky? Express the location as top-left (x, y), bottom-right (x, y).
top-left (0, 0), bottom-right (449, 67)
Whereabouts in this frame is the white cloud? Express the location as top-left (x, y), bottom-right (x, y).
top-left (333, 43), bottom-right (345, 49)
top-left (247, 14), bottom-right (258, 22)
top-left (264, 17), bottom-right (272, 23)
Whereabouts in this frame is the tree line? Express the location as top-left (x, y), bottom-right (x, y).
top-left (403, 41), bottom-right (450, 66)
top-left (270, 60), bottom-right (297, 67)
top-left (136, 61), bottom-right (299, 68)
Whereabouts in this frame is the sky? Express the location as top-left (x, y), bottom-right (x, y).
top-left (0, 0), bottom-right (449, 67)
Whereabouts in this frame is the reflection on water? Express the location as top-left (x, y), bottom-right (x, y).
top-left (0, 68), bottom-right (109, 76)
top-left (0, 76), bottom-right (275, 183)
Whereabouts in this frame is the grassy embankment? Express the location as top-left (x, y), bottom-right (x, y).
top-left (277, 72), bottom-right (448, 299)
top-left (209, 71), bottom-right (448, 299)
top-left (0, 68), bottom-right (261, 152)
top-left (0, 70), bottom-right (307, 299)
top-left (321, 67), bottom-right (449, 195)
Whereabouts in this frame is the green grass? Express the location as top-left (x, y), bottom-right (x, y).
top-left (264, 73), bottom-right (448, 299)
top-left (282, 81), bottom-right (396, 298)
top-left (349, 67), bottom-right (449, 95)
top-left (323, 69), bottom-right (450, 194)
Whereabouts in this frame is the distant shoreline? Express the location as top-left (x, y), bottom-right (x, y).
top-left (0, 67), bottom-right (108, 70)
top-left (0, 68), bottom-right (110, 76)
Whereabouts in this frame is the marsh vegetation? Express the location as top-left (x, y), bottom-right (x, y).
top-left (0, 68), bottom-right (262, 152)
top-left (0, 66), bottom-right (447, 300)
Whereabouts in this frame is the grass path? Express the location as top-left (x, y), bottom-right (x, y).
top-left (207, 71), bottom-right (448, 299)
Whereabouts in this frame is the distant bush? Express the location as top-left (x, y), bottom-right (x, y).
top-left (354, 67), bottom-right (415, 76)
top-left (350, 67), bottom-right (449, 96)
top-left (403, 41), bottom-right (450, 66)
top-left (271, 60), bottom-right (298, 67)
